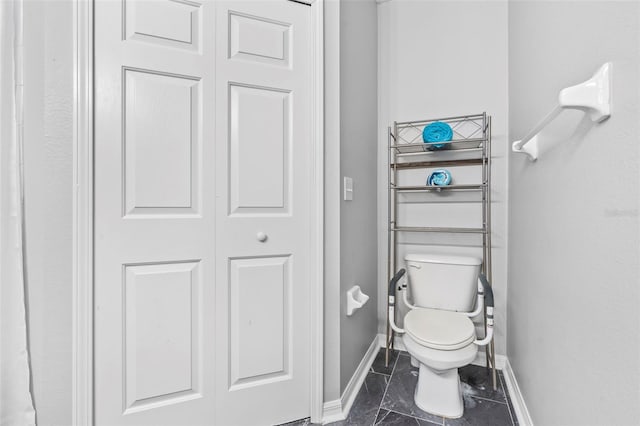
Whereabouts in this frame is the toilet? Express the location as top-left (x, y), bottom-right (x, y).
top-left (399, 253), bottom-right (486, 419)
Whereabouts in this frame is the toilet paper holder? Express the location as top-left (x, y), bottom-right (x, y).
top-left (346, 285), bottom-right (369, 316)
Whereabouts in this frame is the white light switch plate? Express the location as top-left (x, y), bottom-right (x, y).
top-left (344, 177), bottom-right (353, 201)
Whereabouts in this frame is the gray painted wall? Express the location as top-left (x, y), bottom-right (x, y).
top-left (508, 2), bottom-right (640, 424)
top-left (23, 1), bottom-right (74, 425)
top-left (339, 0), bottom-right (379, 394)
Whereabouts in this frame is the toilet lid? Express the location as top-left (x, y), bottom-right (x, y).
top-left (404, 308), bottom-right (476, 350)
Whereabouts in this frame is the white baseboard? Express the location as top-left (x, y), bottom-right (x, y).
top-left (502, 358), bottom-right (534, 426)
top-left (321, 399), bottom-right (343, 424)
top-left (321, 335), bottom-right (380, 424)
top-left (337, 335), bottom-right (380, 421)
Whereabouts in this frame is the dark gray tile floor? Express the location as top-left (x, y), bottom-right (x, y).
top-left (280, 348), bottom-right (518, 426)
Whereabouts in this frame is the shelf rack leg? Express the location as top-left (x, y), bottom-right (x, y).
top-left (486, 115), bottom-right (497, 391)
top-left (491, 340), bottom-right (497, 390)
top-left (385, 126), bottom-right (393, 368)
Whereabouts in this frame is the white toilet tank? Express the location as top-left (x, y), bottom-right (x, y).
top-left (405, 253), bottom-right (482, 312)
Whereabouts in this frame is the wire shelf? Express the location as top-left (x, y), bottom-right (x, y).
top-left (391, 183), bottom-right (486, 192)
top-left (391, 139), bottom-right (484, 154)
top-left (391, 226), bottom-right (487, 234)
top-left (390, 114), bottom-right (488, 165)
top-left (392, 114), bottom-right (487, 149)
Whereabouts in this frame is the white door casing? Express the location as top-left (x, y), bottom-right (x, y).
top-left (89, 0), bottom-right (323, 425)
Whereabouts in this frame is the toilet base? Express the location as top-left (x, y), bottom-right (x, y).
top-left (414, 364), bottom-right (463, 419)
top-left (410, 356), bottom-right (419, 368)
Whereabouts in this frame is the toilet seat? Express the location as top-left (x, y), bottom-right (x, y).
top-left (404, 308), bottom-right (475, 350)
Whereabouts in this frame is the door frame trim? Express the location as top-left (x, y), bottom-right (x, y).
top-left (309, 0), bottom-right (324, 422)
top-left (72, 0), bottom-right (94, 424)
top-left (71, 1), bottom-right (324, 424)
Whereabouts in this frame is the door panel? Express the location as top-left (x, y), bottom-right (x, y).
top-left (94, 0), bottom-right (215, 424)
top-left (229, 256), bottom-right (291, 389)
top-left (214, 2), bottom-right (312, 425)
top-left (229, 83), bottom-right (291, 214)
top-left (123, 261), bottom-right (201, 413)
top-left (124, 0), bottom-right (201, 51)
top-left (229, 11), bottom-right (291, 66)
top-left (124, 69), bottom-right (201, 215)
top-left (94, 1), bottom-right (313, 425)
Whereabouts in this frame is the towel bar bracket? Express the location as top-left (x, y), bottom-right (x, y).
top-left (512, 135), bottom-right (539, 161)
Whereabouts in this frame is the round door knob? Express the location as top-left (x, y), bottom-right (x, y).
top-left (256, 232), bottom-right (268, 242)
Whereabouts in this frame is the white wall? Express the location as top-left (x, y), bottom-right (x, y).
top-left (508, 2), bottom-right (640, 424)
top-left (338, 0), bottom-right (379, 394)
top-left (23, 1), bottom-right (74, 425)
top-left (377, 0), bottom-right (509, 356)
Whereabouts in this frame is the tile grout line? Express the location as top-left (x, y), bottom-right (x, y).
top-left (369, 370), bottom-right (392, 378)
top-left (466, 394), bottom-right (510, 405)
top-left (377, 353), bottom-right (445, 426)
top-left (498, 372), bottom-right (517, 426)
top-left (384, 408), bottom-right (443, 426)
top-left (372, 350), bottom-right (400, 426)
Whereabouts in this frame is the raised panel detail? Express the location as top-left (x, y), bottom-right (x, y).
top-left (229, 256), bottom-right (291, 390)
top-left (124, 261), bottom-right (201, 413)
top-left (229, 12), bottom-right (291, 66)
top-left (125, 0), bottom-right (201, 51)
top-left (124, 69), bottom-right (200, 217)
top-left (229, 84), bottom-right (291, 215)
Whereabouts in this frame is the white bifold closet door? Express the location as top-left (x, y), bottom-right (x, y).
top-left (93, 1), bottom-right (313, 425)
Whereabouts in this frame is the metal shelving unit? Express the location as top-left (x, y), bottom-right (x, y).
top-left (385, 112), bottom-right (496, 390)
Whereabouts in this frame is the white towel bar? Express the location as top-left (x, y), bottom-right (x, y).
top-left (512, 62), bottom-right (612, 161)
